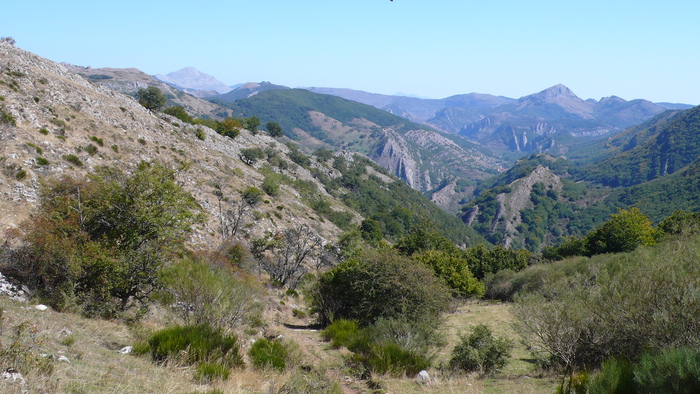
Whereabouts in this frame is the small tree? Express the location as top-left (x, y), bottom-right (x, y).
top-left (251, 224), bottom-right (322, 288)
top-left (12, 162), bottom-right (202, 317)
top-left (160, 257), bottom-right (260, 328)
top-left (240, 148), bottom-right (264, 165)
top-left (359, 218), bottom-right (383, 244)
top-left (163, 106), bottom-right (192, 123)
top-left (585, 207), bottom-right (657, 255)
top-left (137, 86), bottom-right (167, 111)
top-left (217, 117), bottom-right (241, 138)
top-left (244, 116), bottom-right (261, 135)
top-left (265, 121), bottom-right (284, 137)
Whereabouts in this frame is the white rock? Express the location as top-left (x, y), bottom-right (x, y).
top-left (35, 304), bottom-right (48, 311)
top-left (118, 346), bottom-right (133, 354)
top-left (57, 355), bottom-right (70, 363)
top-left (416, 370), bottom-right (431, 385)
top-left (1, 368), bottom-right (25, 383)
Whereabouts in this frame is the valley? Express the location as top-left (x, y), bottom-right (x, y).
top-left (2, 40), bottom-right (700, 393)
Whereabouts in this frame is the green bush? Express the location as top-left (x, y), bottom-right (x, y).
top-left (311, 248), bottom-right (451, 327)
top-left (449, 324), bottom-right (513, 375)
top-left (322, 319), bottom-right (361, 349)
top-left (3, 162), bottom-right (202, 318)
top-left (164, 106), bottom-right (193, 123)
top-left (351, 342), bottom-right (430, 377)
top-left (194, 128), bottom-right (206, 140)
top-left (248, 338), bottom-right (290, 371)
top-left (587, 348), bottom-right (700, 393)
top-left (194, 361), bottom-right (230, 383)
top-left (145, 324), bottom-right (243, 369)
top-left (89, 136), bottom-right (104, 146)
top-left (240, 148), bottom-right (264, 165)
top-left (586, 357), bottom-right (636, 394)
top-left (62, 154), bottom-right (83, 166)
top-left (36, 157), bottom-right (49, 166)
top-left (413, 250), bottom-right (485, 298)
top-left (634, 347), bottom-right (700, 393)
top-left (1, 109), bottom-right (16, 126)
top-left (261, 175), bottom-right (280, 197)
top-left (84, 144), bottom-right (98, 155)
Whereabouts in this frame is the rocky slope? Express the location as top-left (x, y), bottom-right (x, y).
top-left (0, 42), bottom-right (352, 245)
top-left (62, 64), bottom-right (230, 119)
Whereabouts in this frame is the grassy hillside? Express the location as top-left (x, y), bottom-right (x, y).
top-left (211, 88), bottom-right (430, 141)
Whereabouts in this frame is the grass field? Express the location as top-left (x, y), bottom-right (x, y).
top-left (0, 295), bottom-right (559, 393)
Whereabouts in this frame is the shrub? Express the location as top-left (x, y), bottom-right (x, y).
top-left (15, 169), bottom-right (27, 180)
top-left (1, 109), bottom-right (16, 126)
top-left (322, 319), bottom-right (361, 349)
top-left (194, 128), bottom-right (206, 140)
top-left (322, 319), bottom-right (435, 376)
top-left (84, 144), bottom-right (98, 155)
top-left (39, 128), bottom-right (49, 135)
top-left (311, 248), bottom-right (451, 327)
top-left (145, 324), bottom-right (243, 368)
top-left (587, 348), bottom-right (700, 393)
top-left (163, 106), bottom-right (193, 123)
top-left (413, 250), bottom-right (485, 298)
top-left (248, 338), bottom-right (291, 371)
top-left (160, 256), bottom-right (260, 328)
top-left (634, 347), bottom-right (700, 393)
top-left (240, 148), bottom-right (264, 165)
top-left (89, 136), bottom-right (104, 146)
top-left (586, 357), bottom-right (636, 394)
top-left (194, 362), bottom-right (230, 383)
top-left (351, 343), bottom-right (430, 377)
top-left (261, 175), bottom-right (280, 197)
top-left (35, 157), bottom-right (49, 166)
top-left (449, 324), bottom-right (513, 375)
top-left (0, 321), bottom-right (54, 378)
top-left (3, 162), bottom-right (202, 317)
top-left (514, 236), bottom-right (700, 370)
top-left (62, 154), bottom-right (83, 166)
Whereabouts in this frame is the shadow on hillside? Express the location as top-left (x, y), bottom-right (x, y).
top-left (283, 322), bottom-right (324, 330)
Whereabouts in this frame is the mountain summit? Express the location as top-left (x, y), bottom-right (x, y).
top-left (154, 67), bottom-right (231, 94)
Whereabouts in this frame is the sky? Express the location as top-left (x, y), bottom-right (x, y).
top-left (4, 1), bottom-right (700, 104)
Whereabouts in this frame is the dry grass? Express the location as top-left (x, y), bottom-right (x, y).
top-left (1, 293), bottom-right (558, 394)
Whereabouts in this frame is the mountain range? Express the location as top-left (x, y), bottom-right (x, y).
top-left (8, 51), bottom-right (700, 252)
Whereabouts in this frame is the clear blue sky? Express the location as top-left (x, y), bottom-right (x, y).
top-left (4, 1), bottom-right (700, 104)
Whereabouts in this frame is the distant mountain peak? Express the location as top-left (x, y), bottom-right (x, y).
top-left (154, 67), bottom-right (231, 94)
top-left (529, 84), bottom-right (578, 100)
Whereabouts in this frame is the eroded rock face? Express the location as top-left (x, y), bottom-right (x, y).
top-left (374, 131), bottom-right (420, 189)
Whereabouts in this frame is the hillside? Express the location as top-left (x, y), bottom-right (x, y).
top-left (63, 64), bottom-right (232, 120)
top-left (0, 42), bottom-right (486, 247)
top-left (581, 105), bottom-right (700, 187)
top-left (210, 88), bottom-right (506, 212)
